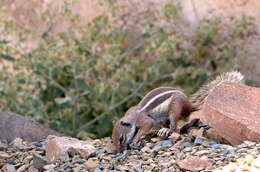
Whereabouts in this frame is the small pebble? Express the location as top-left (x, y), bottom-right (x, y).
top-left (34, 142), bottom-right (43, 147)
top-left (6, 150), bottom-right (13, 154)
top-left (94, 168), bottom-right (103, 172)
top-left (198, 124), bottom-right (210, 130)
top-left (85, 152), bottom-right (97, 160)
top-left (226, 146), bottom-right (237, 153)
top-left (158, 139), bottom-right (173, 147)
top-left (96, 149), bottom-right (106, 154)
top-left (210, 143), bottom-right (221, 149)
top-left (209, 141), bottom-right (218, 145)
top-left (237, 143), bottom-right (248, 149)
top-left (220, 157), bottom-right (227, 162)
top-left (5, 160), bottom-right (15, 165)
top-left (194, 137), bottom-right (203, 145)
top-left (183, 142), bottom-right (193, 148)
top-left (41, 141), bottom-right (48, 146)
top-left (99, 163), bottom-right (105, 170)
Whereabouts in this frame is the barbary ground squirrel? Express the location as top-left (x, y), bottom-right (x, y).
top-left (112, 71), bottom-right (244, 152)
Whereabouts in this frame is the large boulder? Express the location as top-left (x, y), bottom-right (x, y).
top-left (0, 112), bottom-right (61, 142)
top-left (200, 82), bottom-right (260, 145)
top-left (45, 137), bottom-right (96, 161)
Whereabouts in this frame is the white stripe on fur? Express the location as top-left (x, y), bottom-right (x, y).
top-left (140, 90), bottom-right (184, 112)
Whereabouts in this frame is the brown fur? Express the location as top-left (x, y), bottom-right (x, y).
top-left (112, 71), bottom-right (244, 152)
top-left (112, 88), bottom-right (193, 152)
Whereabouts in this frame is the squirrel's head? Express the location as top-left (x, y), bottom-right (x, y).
top-left (112, 119), bottom-right (137, 153)
top-left (112, 107), bottom-right (139, 152)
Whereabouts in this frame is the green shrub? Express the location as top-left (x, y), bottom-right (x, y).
top-left (0, 2), bottom-right (249, 138)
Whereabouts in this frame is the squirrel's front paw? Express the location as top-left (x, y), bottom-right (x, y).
top-left (130, 139), bottom-right (143, 150)
top-left (157, 128), bottom-right (172, 138)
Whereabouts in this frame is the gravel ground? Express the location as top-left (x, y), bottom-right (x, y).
top-left (0, 126), bottom-right (259, 172)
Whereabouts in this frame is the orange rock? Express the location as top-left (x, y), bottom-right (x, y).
top-left (177, 156), bottom-right (213, 171)
top-left (200, 82), bottom-right (260, 145)
top-left (204, 128), bottom-right (230, 144)
top-left (169, 132), bottom-right (181, 143)
top-left (106, 144), bottom-right (117, 154)
top-left (45, 137), bottom-right (96, 161)
top-left (84, 159), bottom-right (99, 171)
top-left (28, 166), bottom-right (39, 172)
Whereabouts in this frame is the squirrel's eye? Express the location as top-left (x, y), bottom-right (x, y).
top-left (119, 135), bottom-right (124, 143)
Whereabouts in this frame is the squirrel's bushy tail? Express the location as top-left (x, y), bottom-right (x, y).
top-left (190, 71), bottom-right (244, 110)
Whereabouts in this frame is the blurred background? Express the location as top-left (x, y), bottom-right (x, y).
top-left (0, 0), bottom-right (259, 139)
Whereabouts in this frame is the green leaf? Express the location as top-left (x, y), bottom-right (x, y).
top-left (199, 73), bottom-right (208, 84)
top-left (51, 67), bottom-right (58, 78)
top-left (18, 79), bottom-right (26, 84)
top-left (76, 79), bottom-right (94, 93)
top-left (210, 60), bottom-right (217, 70)
top-left (125, 80), bottom-right (135, 88)
top-left (0, 54), bottom-right (15, 61)
top-left (141, 32), bottom-right (150, 38)
top-left (55, 97), bottom-right (72, 105)
top-left (36, 64), bottom-right (46, 71)
top-left (98, 115), bottom-right (110, 137)
top-left (41, 23), bottom-right (53, 39)
top-left (0, 40), bottom-right (9, 44)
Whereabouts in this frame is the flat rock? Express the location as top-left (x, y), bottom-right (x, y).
top-left (105, 144), bottom-right (117, 154)
top-left (204, 128), bottom-right (230, 144)
top-left (46, 137), bottom-right (96, 161)
top-left (2, 164), bottom-right (16, 172)
top-left (28, 166), bottom-right (39, 172)
top-left (177, 156), bottom-right (213, 171)
top-left (33, 153), bottom-right (51, 169)
top-left (0, 112), bottom-right (62, 142)
top-left (169, 132), bottom-right (181, 143)
top-left (84, 159), bottom-right (99, 171)
top-left (200, 82), bottom-right (260, 145)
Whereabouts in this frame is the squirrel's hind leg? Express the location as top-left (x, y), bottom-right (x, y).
top-left (158, 96), bottom-right (192, 137)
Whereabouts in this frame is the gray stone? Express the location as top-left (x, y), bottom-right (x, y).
top-left (158, 139), bottom-right (173, 147)
top-left (226, 146), bottom-right (237, 153)
top-left (33, 153), bottom-right (51, 169)
top-left (94, 168), bottom-right (103, 172)
top-left (210, 143), bottom-right (221, 149)
top-left (0, 151), bottom-right (11, 159)
top-left (0, 140), bottom-right (8, 151)
top-left (59, 151), bottom-right (70, 162)
top-left (194, 137), bottom-right (203, 145)
top-left (237, 143), bottom-right (248, 149)
top-left (0, 112), bottom-right (61, 142)
top-left (2, 164), bottom-right (16, 172)
top-left (10, 138), bottom-right (27, 150)
top-left (183, 142), bottom-right (193, 148)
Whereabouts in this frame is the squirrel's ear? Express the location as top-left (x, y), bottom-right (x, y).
top-left (120, 121), bottom-right (131, 127)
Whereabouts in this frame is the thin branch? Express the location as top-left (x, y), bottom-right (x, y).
top-left (75, 80), bottom-right (145, 132)
top-left (39, 70), bottom-right (72, 98)
top-left (76, 112), bottom-right (106, 133)
top-left (109, 81), bottom-right (145, 110)
top-left (190, 0), bottom-right (199, 21)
